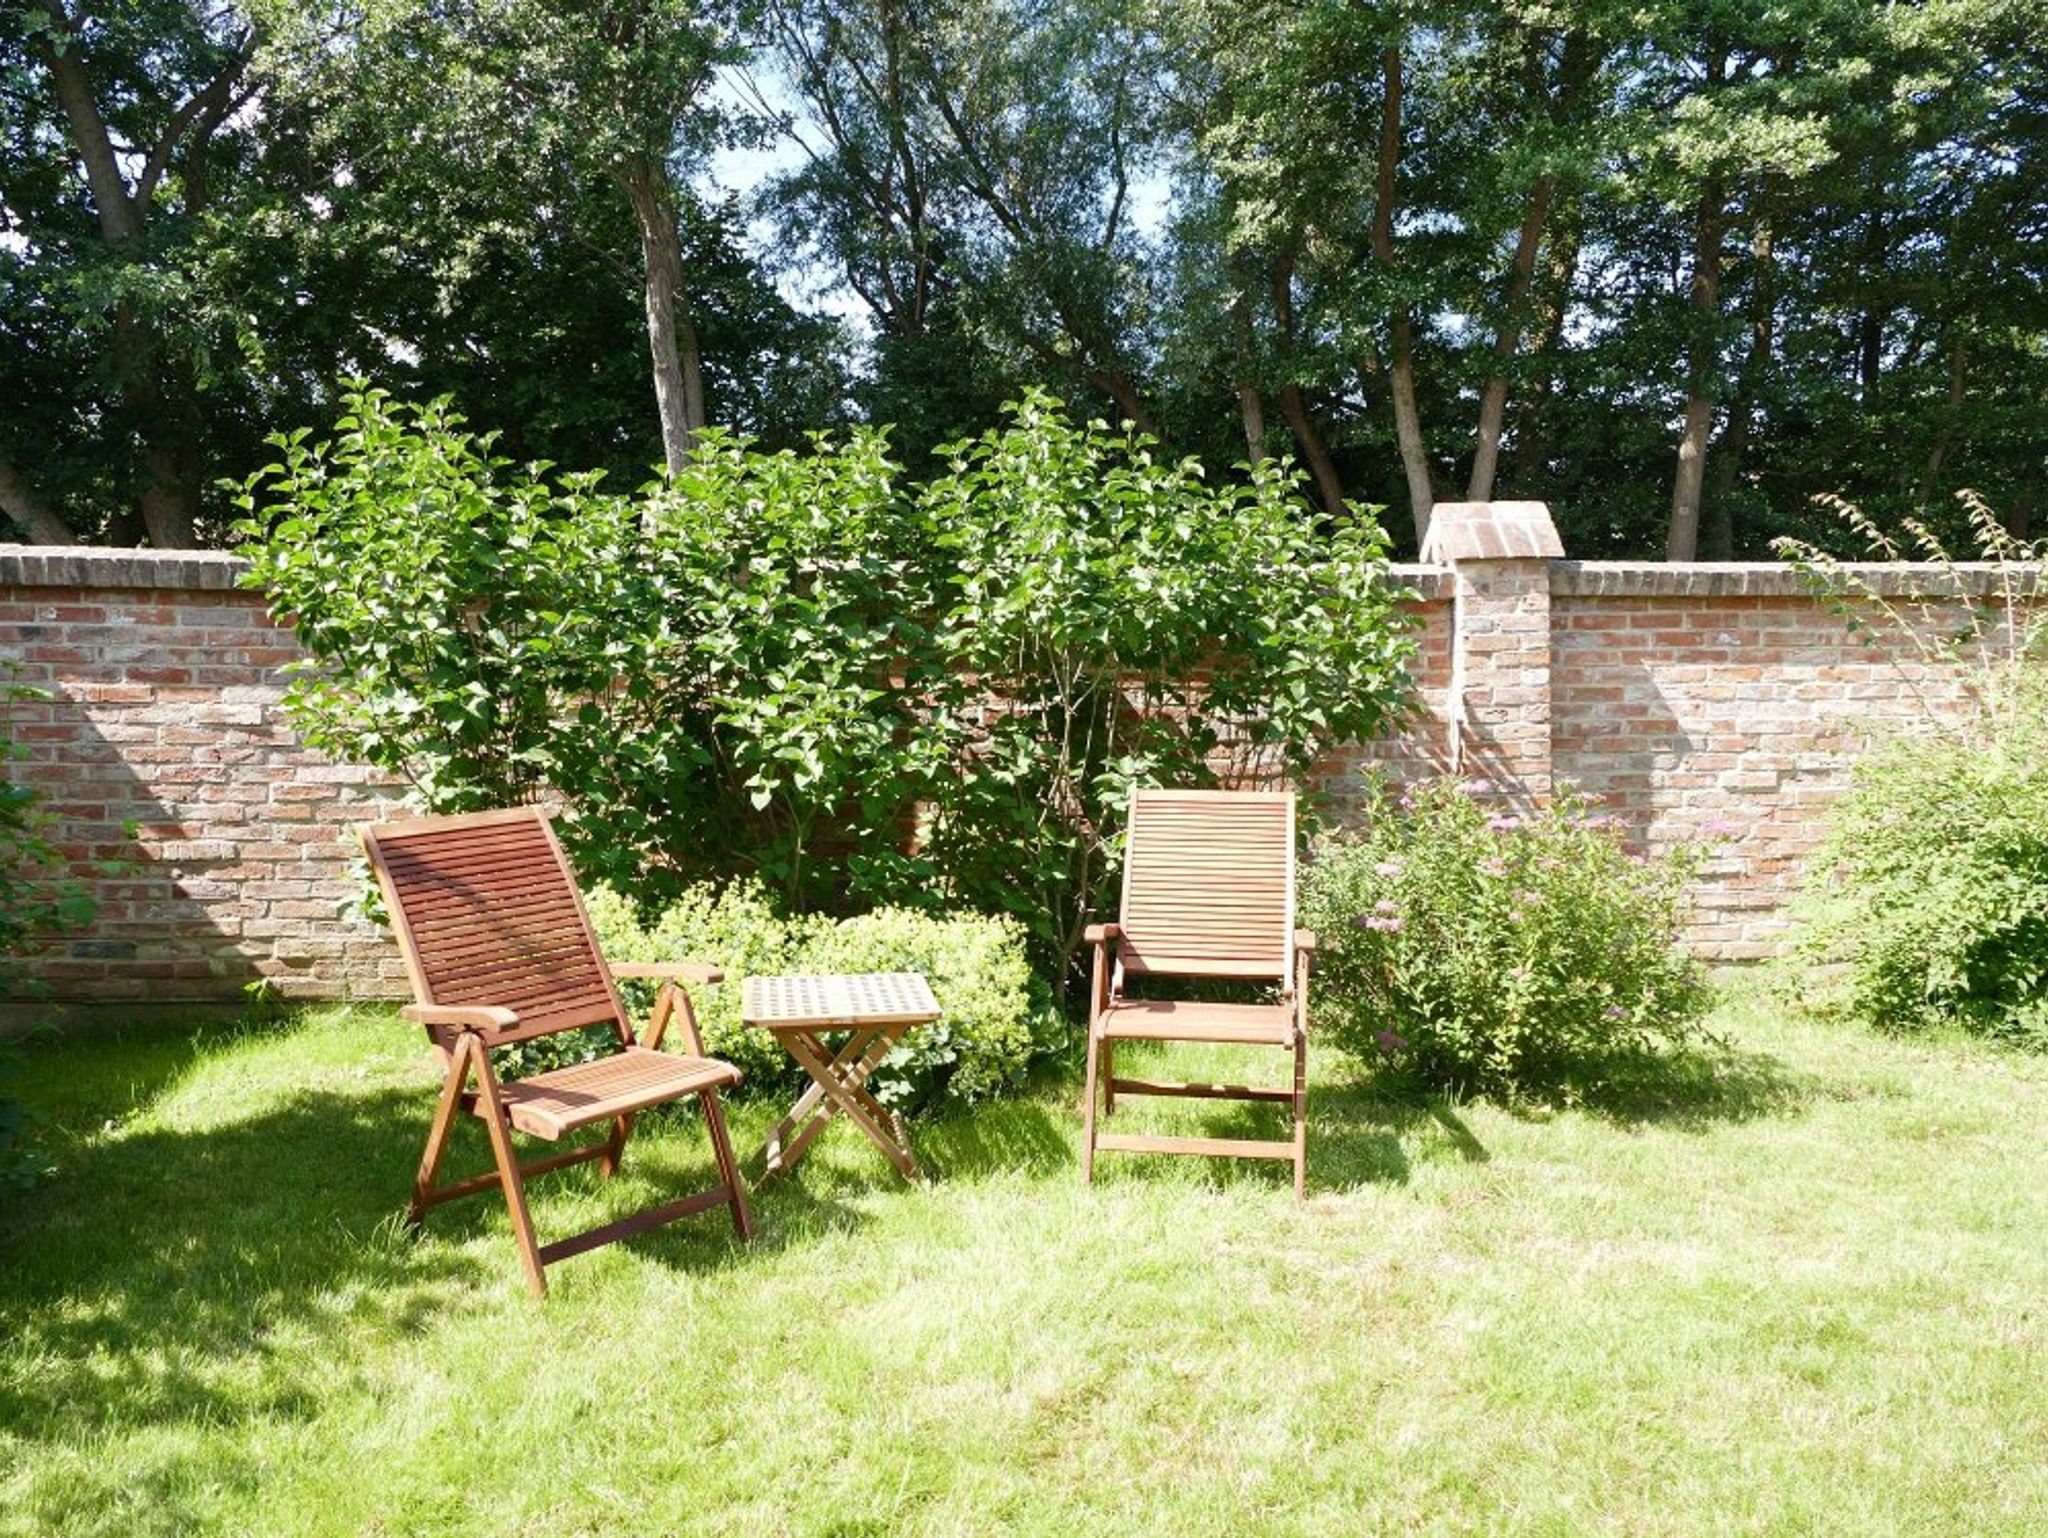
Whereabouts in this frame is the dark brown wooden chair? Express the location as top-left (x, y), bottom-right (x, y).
top-left (1081, 789), bottom-right (1314, 1198)
top-left (360, 806), bottom-right (751, 1297)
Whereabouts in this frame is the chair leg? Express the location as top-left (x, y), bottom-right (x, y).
top-left (471, 1056), bottom-right (549, 1299)
top-left (1291, 1033), bottom-right (1308, 1202)
top-left (598, 1112), bottom-right (633, 1180)
top-left (698, 1087), bottom-right (753, 1242)
top-left (409, 1042), bottom-right (471, 1228)
top-left (1103, 1038), bottom-right (1116, 1116)
top-left (1081, 1029), bottom-right (1102, 1184)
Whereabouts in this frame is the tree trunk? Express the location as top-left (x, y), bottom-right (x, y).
top-left (1267, 257), bottom-right (1343, 514)
top-left (1276, 386), bottom-right (1345, 515)
top-left (1231, 292), bottom-right (1267, 465)
top-left (1666, 174), bottom-right (1727, 562)
top-left (0, 457), bottom-right (78, 543)
top-left (1467, 175), bottom-right (1553, 502)
top-left (1514, 186), bottom-right (1583, 484)
top-left (621, 155), bottom-right (701, 476)
top-left (1703, 208), bottom-right (1774, 560)
top-left (37, 1), bottom-right (245, 548)
top-left (1372, 46), bottom-right (1432, 546)
top-left (1914, 336), bottom-right (1968, 511)
top-left (2008, 490), bottom-right (2035, 542)
top-left (1858, 209), bottom-right (1886, 399)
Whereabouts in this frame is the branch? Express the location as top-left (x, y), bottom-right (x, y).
top-left (38, 1), bottom-right (140, 242)
top-left (0, 457), bottom-right (80, 544)
top-left (135, 28), bottom-right (260, 214)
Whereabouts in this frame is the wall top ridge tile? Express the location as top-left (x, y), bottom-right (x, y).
top-left (0, 544), bottom-right (250, 593)
top-left (1551, 560), bottom-right (2045, 599)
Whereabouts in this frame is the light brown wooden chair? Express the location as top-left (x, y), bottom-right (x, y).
top-left (1081, 789), bottom-right (1314, 1198)
top-left (360, 806), bottom-right (751, 1297)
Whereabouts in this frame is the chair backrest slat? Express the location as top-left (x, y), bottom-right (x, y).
top-left (1116, 789), bottom-right (1295, 981)
top-left (361, 807), bottom-right (626, 1046)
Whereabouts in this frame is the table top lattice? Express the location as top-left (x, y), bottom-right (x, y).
top-left (741, 972), bottom-right (941, 1030)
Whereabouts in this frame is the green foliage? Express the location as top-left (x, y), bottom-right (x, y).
top-left (1300, 779), bottom-right (1714, 1099)
top-left (2, 674), bottom-right (95, 1190)
top-left (920, 391), bottom-right (1417, 984)
top-left (1783, 494), bottom-right (2048, 1047)
top-left (2, 674), bottom-right (96, 990)
top-left (239, 385), bottom-right (1417, 993)
top-left (587, 883), bottom-right (1063, 1109)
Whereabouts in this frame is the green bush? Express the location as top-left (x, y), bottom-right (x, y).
top-left (587, 882), bottom-right (1063, 1110)
top-left (1299, 780), bottom-right (1713, 1099)
top-left (3, 672), bottom-right (96, 1188)
top-left (238, 386), bottom-right (1417, 995)
top-left (1797, 674), bottom-right (2048, 1048)
top-left (1778, 491), bottom-right (2047, 1048)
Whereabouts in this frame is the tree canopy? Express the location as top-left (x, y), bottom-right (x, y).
top-left (3, 0), bottom-right (2041, 556)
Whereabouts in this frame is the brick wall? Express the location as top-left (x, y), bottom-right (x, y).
top-left (3, 516), bottom-right (2039, 1002)
top-left (1, 548), bottom-right (406, 1002)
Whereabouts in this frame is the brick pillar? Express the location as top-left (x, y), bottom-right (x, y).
top-left (1421, 501), bottom-right (1563, 807)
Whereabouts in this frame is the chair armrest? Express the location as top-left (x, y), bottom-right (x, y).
top-left (1082, 923), bottom-right (1121, 946)
top-left (609, 961), bottom-right (724, 987)
top-left (402, 1003), bottom-right (520, 1031)
top-left (1293, 929), bottom-right (1317, 955)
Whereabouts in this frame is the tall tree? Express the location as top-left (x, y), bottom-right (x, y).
top-left (6, 1), bottom-right (260, 545)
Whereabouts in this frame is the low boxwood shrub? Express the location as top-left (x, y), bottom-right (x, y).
top-left (1299, 779), bottom-right (1713, 1099)
top-left (586, 882), bottom-right (1063, 1110)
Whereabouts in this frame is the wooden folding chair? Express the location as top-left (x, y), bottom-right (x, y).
top-left (360, 807), bottom-right (751, 1298)
top-left (1081, 789), bottom-right (1315, 1198)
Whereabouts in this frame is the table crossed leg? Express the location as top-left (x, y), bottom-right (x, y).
top-left (757, 1024), bottom-right (922, 1184)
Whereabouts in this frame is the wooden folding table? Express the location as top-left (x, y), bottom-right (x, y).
top-left (742, 972), bottom-right (941, 1184)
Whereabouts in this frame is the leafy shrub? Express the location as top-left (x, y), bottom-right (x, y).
top-left (1299, 780), bottom-right (1714, 1098)
top-left (3, 672), bottom-right (96, 1187)
top-left (587, 882), bottom-right (1062, 1109)
top-left (239, 386), bottom-right (1417, 993)
top-left (1796, 675), bottom-right (2048, 1048)
top-left (1779, 491), bottom-right (2048, 1047)
top-left (3, 673), bottom-right (96, 985)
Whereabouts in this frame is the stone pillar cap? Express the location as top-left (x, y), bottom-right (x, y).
top-left (1420, 501), bottom-right (1563, 564)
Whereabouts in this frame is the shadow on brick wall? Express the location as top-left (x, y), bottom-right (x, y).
top-left (8, 674), bottom-right (401, 1009)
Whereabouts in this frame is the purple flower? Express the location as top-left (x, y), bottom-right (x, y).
top-left (1460, 778), bottom-right (1496, 795)
top-left (1603, 1005), bottom-right (1628, 1021)
top-left (1487, 814), bottom-right (1522, 833)
top-left (1375, 860), bottom-right (1406, 878)
top-left (1360, 915), bottom-right (1405, 932)
top-left (1375, 1029), bottom-right (1409, 1054)
top-left (1701, 818), bottom-right (1737, 837)
top-left (1516, 889), bottom-right (1542, 905)
top-left (1374, 898), bottom-right (1400, 913)
top-left (1479, 856), bottom-right (1508, 877)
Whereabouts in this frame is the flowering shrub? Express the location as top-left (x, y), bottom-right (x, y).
top-left (1299, 780), bottom-right (1713, 1098)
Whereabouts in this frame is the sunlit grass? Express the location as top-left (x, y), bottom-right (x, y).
top-left (2, 994), bottom-right (2043, 1536)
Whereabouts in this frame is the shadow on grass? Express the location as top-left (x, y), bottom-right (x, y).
top-left (0, 1087), bottom-right (482, 1452)
top-left (1496, 1041), bottom-right (1817, 1132)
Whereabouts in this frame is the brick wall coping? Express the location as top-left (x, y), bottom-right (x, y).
top-left (1387, 563), bottom-right (1446, 598)
top-left (0, 543), bottom-right (249, 591)
top-left (1, 544), bottom-right (1457, 600)
top-left (9, 544), bottom-right (2033, 604)
top-left (1551, 560), bottom-right (2044, 598)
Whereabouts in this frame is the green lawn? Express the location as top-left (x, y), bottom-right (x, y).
top-left (2, 995), bottom-right (2043, 1537)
